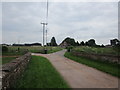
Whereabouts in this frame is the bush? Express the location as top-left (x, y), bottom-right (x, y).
top-left (2, 46), bottom-right (8, 52)
top-left (113, 45), bottom-right (120, 55)
top-left (66, 46), bottom-right (73, 52)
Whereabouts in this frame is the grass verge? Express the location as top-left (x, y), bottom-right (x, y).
top-left (2, 52), bottom-right (24, 56)
top-left (64, 52), bottom-right (120, 78)
top-left (2, 57), bottom-right (17, 65)
top-left (47, 47), bottom-right (63, 54)
top-left (14, 56), bottom-right (70, 88)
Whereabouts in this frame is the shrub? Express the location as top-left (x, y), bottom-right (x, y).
top-left (66, 46), bottom-right (73, 52)
top-left (2, 46), bottom-right (8, 52)
top-left (113, 45), bottom-right (120, 55)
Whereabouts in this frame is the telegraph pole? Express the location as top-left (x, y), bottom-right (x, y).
top-left (40, 0), bottom-right (49, 54)
top-left (46, 29), bottom-right (47, 46)
top-left (41, 22), bottom-right (47, 46)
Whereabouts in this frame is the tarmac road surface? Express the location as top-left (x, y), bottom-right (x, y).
top-left (32, 49), bottom-right (119, 88)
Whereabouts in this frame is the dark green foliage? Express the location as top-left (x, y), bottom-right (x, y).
top-left (76, 41), bottom-right (80, 46)
top-left (113, 45), bottom-right (120, 55)
top-left (85, 41), bottom-right (88, 46)
top-left (2, 46), bottom-right (8, 52)
top-left (80, 41), bottom-right (85, 46)
top-left (12, 43), bottom-right (42, 46)
top-left (62, 37), bottom-right (76, 46)
top-left (47, 43), bottom-right (51, 46)
top-left (66, 46), bottom-right (73, 52)
top-left (110, 39), bottom-right (119, 46)
top-left (50, 37), bottom-right (58, 46)
top-left (0, 45), bottom-right (2, 54)
top-left (87, 39), bottom-right (96, 46)
top-left (101, 44), bottom-right (105, 47)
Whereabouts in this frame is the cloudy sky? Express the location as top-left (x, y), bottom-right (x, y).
top-left (2, 1), bottom-right (118, 45)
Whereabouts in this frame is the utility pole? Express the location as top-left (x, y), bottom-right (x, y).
top-left (40, 0), bottom-right (49, 54)
top-left (46, 29), bottom-right (47, 46)
top-left (41, 22), bottom-right (47, 46)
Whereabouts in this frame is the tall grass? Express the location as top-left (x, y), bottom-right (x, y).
top-left (73, 46), bottom-right (118, 55)
top-left (7, 46), bottom-right (63, 53)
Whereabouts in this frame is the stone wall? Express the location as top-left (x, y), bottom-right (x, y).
top-left (2, 52), bottom-right (31, 89)
top-left (71, 51), bottom-right (120, 64)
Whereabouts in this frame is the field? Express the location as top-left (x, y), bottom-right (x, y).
top-left (14, 56), bottom-right (70, 88)
top-left (2, 46), bottom-right (26, 65)
top-left (6, 46), bottom-right (62, 53)
top-left (73, 46), bottom-right (119, 55)
top-left (1, 46), bottom-right (63, 65)
top-left (64, 52), bottom-right (120, 78)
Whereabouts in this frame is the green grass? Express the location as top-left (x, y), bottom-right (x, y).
top-left (47, 47), bottom-right (63, 54)
top-left (73, 46), bottom-right (118, 55)
top-left (0, 57), bottom-right (2, 65)
top-left (2, 57), bottom-right (17, 64)
top-left (7, 46), bottom-right (43, 53)
top-left (64, 52), bottom-right (120, 78)
top-left (6, 46), bottom-right (63, 53)
top-left (14, 56), bottom-right (70, 88)
top-left (2, 49), bottom-right (24, 65)
top-left (2, 52), bottom-right (24, 56)
top-left (2, 46), bottom-right (63, 65)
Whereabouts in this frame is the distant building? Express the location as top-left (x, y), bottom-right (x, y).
top-left (60, 41), bottom-right (71, 48)
top-left (110, 39), bottom-right (119, 46)
top-left (59, 37), bottom-right (77, 47)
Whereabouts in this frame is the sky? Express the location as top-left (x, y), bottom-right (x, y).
top-left (2, 1), bottom-right (118, 45)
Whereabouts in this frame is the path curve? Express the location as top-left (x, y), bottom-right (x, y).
top-left (32, 49), bottom-right (119, 88)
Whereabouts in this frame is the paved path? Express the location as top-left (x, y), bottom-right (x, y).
top-left (32, 50), bottom-right (119, 88)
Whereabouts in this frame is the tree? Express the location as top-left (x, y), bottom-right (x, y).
top-left (76, 41), bottom-right (80, 46)
top-left (2, 46), bottom-right (8, 52)
top-left (85, 41), bottom-right (88, 46)
top-left (110, 39), bottom-right (119, 46)
top-left (87, 39), bottom-right (96, 46)
top-left (47, 43), bottom-right (51, 46)
top-left (31, 43), bottom-right (42, 46)
top-left (80, 41), bottom-right (85, 46)
top-left (50, 37), bottom-right (57, 46)
top-left (62, 37), bottom-right (76, 46)
top-left (101, 44), bottom-right (105, 47)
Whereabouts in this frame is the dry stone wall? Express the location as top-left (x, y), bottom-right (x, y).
top-left (71, 51), bottom-right (120, 64)
top-left (2, 52), bottom-right (31, 89)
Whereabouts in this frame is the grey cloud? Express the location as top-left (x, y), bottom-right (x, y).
top-left (2, 2), bottom-right (118, 45)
